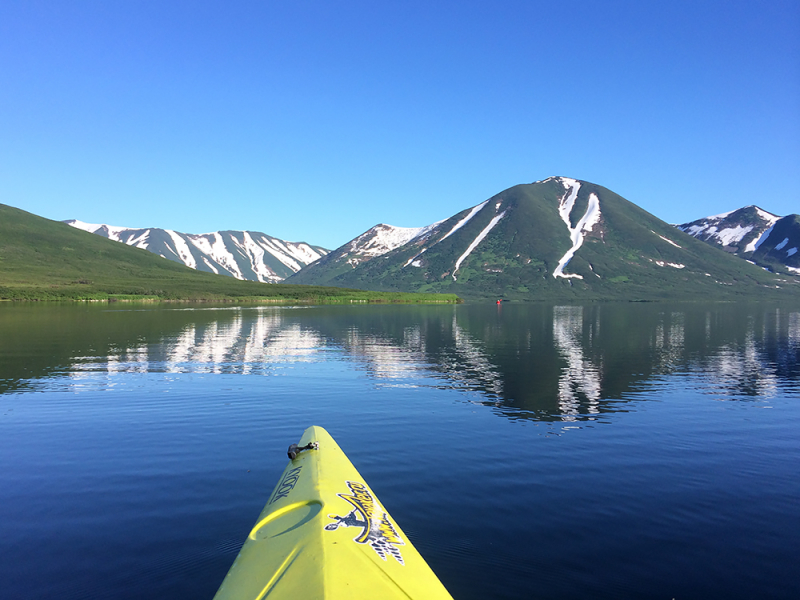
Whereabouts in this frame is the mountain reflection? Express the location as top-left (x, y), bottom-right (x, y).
top-left (553, 306), bottom-right (601, 419)
top-left (1, 303), bottom-right (798, 420)
top-left (98, 316), bottom-right (326, 378)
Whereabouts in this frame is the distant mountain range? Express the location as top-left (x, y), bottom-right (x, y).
top-left (63, 221), bottom-right (328, 282)
top-left (287, 177), bottom-right (798, 300)
top-left (677, 207), bottom-right (800, 273)
top-left (0, 204), bottom-right (452, 303)
top-left (55, 177), bottom-right (799, 301)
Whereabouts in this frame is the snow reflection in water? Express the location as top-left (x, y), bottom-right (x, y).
top-left (73, 311), bottom-right (327, 379)
top-left (553, 306), bottom-right (600, 420)
top-left (62, 304), bottom-right (800, 416)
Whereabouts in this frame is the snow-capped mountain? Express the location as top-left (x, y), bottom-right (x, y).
top-left (338, 222), bottom-right (442, 268)
top-left (294, 222), bottom-right (444, 282)
top-left (677, 206), bottom-right (779, 254)
top-left (289, 177), bottom-right (796, 300)
top-left (64, 220), bottom-right (328, 282)
top-left (678, 207), bottom-right (800, 274)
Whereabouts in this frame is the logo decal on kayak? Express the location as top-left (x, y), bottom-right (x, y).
top-left (269, 466), bottom-right (303, 504)
top-left (325, 480), bottom-right (405, 564)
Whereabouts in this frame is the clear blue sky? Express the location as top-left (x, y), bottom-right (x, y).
top-left (1, 0), bottom-right (798, 249)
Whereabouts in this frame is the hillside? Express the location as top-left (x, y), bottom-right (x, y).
top-left (0, 204), bottom-right (458, 304)
top-left (288, 177), bottom-right (799, 301)
top-left (64, 220), bottom-right (328, 282)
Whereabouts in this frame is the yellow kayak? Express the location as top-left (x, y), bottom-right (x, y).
top-left (213, 426), bottom-right (453, 599)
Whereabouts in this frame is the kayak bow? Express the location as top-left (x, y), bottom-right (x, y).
top-left (213, 426), bottom-right (453, 599)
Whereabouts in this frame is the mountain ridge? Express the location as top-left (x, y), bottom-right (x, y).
top-left (64, 220), bottom-right (328, 282)
top-left (12, 174), bottom-right (798, 302)
top-left (0, 204), bottom-right (457, 303)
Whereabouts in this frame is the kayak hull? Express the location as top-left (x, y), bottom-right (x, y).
top-left (213, 426), bottom-right (452, 599)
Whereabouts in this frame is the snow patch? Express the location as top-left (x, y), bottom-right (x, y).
top-left (707, 209), bottom-right (735, 220)
top-left (185, 234), bottom-right (218, 259)
top-left (165, 230), bottom-right (197, 269)
top-left (402, 202), bottom-right (488, 269)
top-left (745, 224), bottom-right (775, 253)
top-left (279, 241), bottom-right (326, 264)
top-left (682, 224), bottom-right (709, 236)
top-left (787, 247), bottom-right (798, 257)
top-left (714, 225), bottom-right (754, 246)
top-left (452, 211), bottom-right (507, 281)
top-left (254, 235), bottom-right (303, 273)
top-left (201, 257), bottom-right (219, 274)
top-left (788, 266), bottom-right (800, 274)
top-left (350, 224), bottom-right (430, 258)
top-left (755, 207), bottom-right (779, 222)
top-left (775, 237), bottom-right (789, 251)
top-left (553, 185), bottom-right (601, 279)
top-left (403, 248), bottom-right (427, 268)
top-left (128, 230), bottom-right (150, 249)
top-left (557, 180), bottom-right (581, 225)
top-left (66, 218), bottom-right (324, 282)
top-left (558, 176), bottom-right (580, 188)
top-left (104, 225), bottom-right (134, 242)
top-left (653, 232), bottom-right (682, 248)
top-left (65, 219), bottom-right (145, 242)
top-left (655, 261), bottom-right (685, 269)
top-left (194, 233), bottom-right (243, 279)
top-left (255, 236), bottom-right (325, 270)
top-left (66, 220), bottom-right (103, 233)
top-left (237, 232), bottom-right (279, 282)
top-left (438, 201), bottom-right (488, 244)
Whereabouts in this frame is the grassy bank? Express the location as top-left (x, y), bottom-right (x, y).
top-left (0, 284), bottom-right (461, 304)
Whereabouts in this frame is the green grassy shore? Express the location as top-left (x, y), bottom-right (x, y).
top-left (0, 204), bottom-right (460, 304)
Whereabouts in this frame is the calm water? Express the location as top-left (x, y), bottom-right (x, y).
top-left (1, 302), bottom-right (798, 599)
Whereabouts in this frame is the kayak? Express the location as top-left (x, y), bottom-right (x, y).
top-left (213, 426), bottom-right (453, 599)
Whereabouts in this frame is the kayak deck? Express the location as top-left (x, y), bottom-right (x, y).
top-left (213, 426), bottom-right (453, 599)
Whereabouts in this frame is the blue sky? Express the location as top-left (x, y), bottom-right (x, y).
top-left (1, 0), bottom-right (798, 249)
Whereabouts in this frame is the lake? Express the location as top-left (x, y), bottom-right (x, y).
top-left (1, 301), bottom-right (798, 599)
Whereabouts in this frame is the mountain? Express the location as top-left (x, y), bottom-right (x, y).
top-left (290, 222), bottom-right (442, 280)
top-left (63, 220), bottom-right (328, 282)
top-left (0, 204), bottom-right (457, 304)
top-left (288, 177), bottom-right (799, 300)
top-left (677, 207), bottom-right (800, 274)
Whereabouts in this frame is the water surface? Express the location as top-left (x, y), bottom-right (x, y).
top-left (1, 302), bottom-right (798, 599)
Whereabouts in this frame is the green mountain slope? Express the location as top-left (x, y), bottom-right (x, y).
top-left (0, 204), bottom-right (458, 303)
top-left (289, 177), bottom-right (799, 301)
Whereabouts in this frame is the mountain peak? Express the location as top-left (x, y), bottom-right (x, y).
top-left (678, 206), bottom-right (798, 273)
top-left (677, 206), bottom-right (781, 253)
